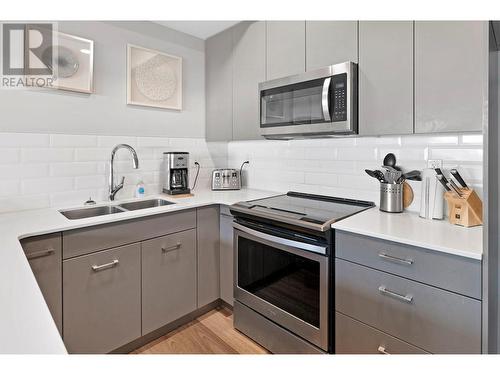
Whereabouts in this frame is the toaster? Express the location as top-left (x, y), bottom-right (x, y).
top-left (212, 169), bottom-right (241, 190)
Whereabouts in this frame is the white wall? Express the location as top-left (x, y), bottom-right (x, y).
top-left (228, 133), bottom-right (483, 213)
top-left (0, 21), bottom-right (206, 138)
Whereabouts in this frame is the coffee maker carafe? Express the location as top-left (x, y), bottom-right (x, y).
top-left (163, 152), bottom-right (190, 195)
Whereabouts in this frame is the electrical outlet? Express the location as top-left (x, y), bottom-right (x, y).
top-left (427, 159), bottom-right (443, 169)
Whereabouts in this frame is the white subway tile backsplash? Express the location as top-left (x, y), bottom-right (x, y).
top-left (0, 131), bottom-right (483, 214)
top-left (460, 134), bottom-right (483, 145)
top-left (75, 175), bottom-right (106, 190)
top-left (97, 135), bottom-right (138, 147)
top-left (22, 148), bottom-right (74, 163)
top-left (0, 133), bottom-right (50, 148)
top-left (228, 132), bottom-right (483, 212)
top-left (50, 134), bottom-right (98, 148)
top-left (137, 137), bottom-right (170, 148)
top-left (0, 149), bottom-right (20, 164)
top-left (0, 132), bottom-right (228, 212)
top-left (50, 162), bottom-right (98, 177)
top-left (21, 177), bottom-right (74, 194)
top-left (0, 180), bottom-right (20, 197)
top-left (0, 164), bottom-right (49, 178)
top-left (336, 147), bottom-right (377, 161)
top-left (429, 148), bottom-right (483, 162)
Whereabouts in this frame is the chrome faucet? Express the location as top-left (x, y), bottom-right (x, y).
top-left (109, 144), bottom-right (139, 201)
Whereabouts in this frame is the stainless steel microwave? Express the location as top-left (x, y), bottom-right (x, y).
top-left (259, 62), bottom-right (358, 139)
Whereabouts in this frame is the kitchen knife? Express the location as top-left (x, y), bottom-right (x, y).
top-left (448, 180), bottom-right (463, 197)
top-left (436, 175), bottom-right (451, 191)
top-left (450, 169), bottom-right (468, 189)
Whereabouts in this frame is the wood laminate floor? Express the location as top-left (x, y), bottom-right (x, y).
top-left (133, 307), bottom-right (269, 354)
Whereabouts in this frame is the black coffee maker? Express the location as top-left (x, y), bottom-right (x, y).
top-left (163, 152), bottom-right (190, 195)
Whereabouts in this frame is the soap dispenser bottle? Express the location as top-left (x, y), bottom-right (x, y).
top-left (135, 180), bottom-right (145, 199)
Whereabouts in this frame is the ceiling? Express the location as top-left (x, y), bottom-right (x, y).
top-left (154, 21), bottom-right (240, 40)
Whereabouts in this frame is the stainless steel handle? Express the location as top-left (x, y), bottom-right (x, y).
top-left (378, 285), bottom-right (413, 303)
top-left (92, 259), bottom-right (119, 271)
top-left (233, 222), bottom-right (327, 255)
top-left (162, 242), bottom-right (181, 253)
top-left (321, 77), bottom-right (332, 122)
top-left (377, 346), bottom-right (390, 354)
top-left (26, 248), bottom-right (55, 260)
top-left (378, 252), bottom-right (414, 265)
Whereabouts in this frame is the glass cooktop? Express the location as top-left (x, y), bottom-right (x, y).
top-left (232, 192), bottom-right (374, 230)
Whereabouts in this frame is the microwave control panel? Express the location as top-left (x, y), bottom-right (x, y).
top-left (331, 73), bottom-right (347, 122)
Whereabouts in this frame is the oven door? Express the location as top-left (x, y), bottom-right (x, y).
top-left (233, 222), bottom-right (329, 351)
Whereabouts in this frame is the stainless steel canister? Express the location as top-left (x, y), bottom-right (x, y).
top-left (380, 182), bottom-right (403, 213)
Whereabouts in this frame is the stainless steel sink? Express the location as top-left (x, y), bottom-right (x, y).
top-left (60, 205), bottom-right (126, 220)
top-left (118, 199), bottom-right (175, 211)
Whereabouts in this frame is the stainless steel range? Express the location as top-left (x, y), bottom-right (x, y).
top-left (230, 192), bottom-right (374, 353)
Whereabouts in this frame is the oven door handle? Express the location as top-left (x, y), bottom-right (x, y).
top-left (233, 222), bottom-right (327, 255)
top-left (322, 77), bottom-right (332, 122)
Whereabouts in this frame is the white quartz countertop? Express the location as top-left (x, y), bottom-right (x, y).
top-left (332, 207), bottom-right (483, 260)
top-left (0, 188), bottom-right (279, 354)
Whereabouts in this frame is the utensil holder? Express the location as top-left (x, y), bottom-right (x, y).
top-left (444, 188), bottom-right (483, 227)
top-left (380, 182), bottom-right (403, 213)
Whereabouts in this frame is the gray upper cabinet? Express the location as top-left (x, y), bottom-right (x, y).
top-left (197, 206), bottom-right (221, 307)
top-left (142, 230), bottom-right (197, 335)
top-left (358, 21), bottom-right (414, 136)
top-left (232, 21), bottom-right (266, 140)
top-left (266, 21), bottom-right (305, 80)
top-left (415, 21), bottom-right (486, 133)
top-left (206, 30), bottom-right (233, 141)
top-left (21, 233), bottom-right (63, 336)
top-left (305, 21), bottom-right (358, 71)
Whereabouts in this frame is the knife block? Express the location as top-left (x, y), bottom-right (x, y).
top-left (444, 188), bottom-right (483, 227)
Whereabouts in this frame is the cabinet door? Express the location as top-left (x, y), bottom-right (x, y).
top-left (21, 233), bottom-right (62, 335)
top-left (197, 206), bottom-right (220, 307)
top-left (415, 21), bottom-right (486, 133)
top-left (359, 21), bottom-right (413, 135)
top-left (305, 21), bottom-right (358, 71)
top-left (63, 243), bottom-right (141, 353)
top-left (220, 212), bottom-right (234, 306)
top-left (206, 29), bottom-right (233, 141)
top-left (142, 229), bottom-right (197, 334)
top-left (266, 21), bottom-right (305, 80)
top-left (232, 21), bottom-right (266, 140)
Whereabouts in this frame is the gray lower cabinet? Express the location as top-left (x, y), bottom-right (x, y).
top-left (335, 258), bottom-right (481, 353)
top-left (305, 21), bottom-right (358, 71)
top-left (63, 243), bottom-right (141, 353)
top-left (358, 21), bottom-right (414, 136)
top-left (336, 231), bottom-right (481, 299)
top-left (266, 21), bottom-right (305, 80)
top-left (219, 208), bottom-right (234, 306)
top-left (21, 233), bottom-right (63, 335)
top-left (196, 205), bottom-right (220, 307)
top-left (62, 209), bottom-right (196, 259)
top-left (336, 312), bottom-right (428, 354)
top-left (232, 21), bottom-right (266, 140)
top-left (415, 21), bottom-right (486, 133)
top-left (142, 229), bottom-right (197, 335)
top-left (206, 29), bottom-right (233, 141)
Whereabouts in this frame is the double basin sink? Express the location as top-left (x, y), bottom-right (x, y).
top-left (60, 198), bottom-right (175, 220)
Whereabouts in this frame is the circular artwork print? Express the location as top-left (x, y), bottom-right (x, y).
top-left (42, 46), bottom-right (80, 78)
top-left (134, 55), bottom-right (177, 102)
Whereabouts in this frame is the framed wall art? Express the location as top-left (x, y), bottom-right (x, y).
top-left (39, 31), bottom-right (94, 93)
top-left (127, 44), bottom-right (182, 110)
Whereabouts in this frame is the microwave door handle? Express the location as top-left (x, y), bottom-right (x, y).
top-left (322, 77), bottom-right (332, 122)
